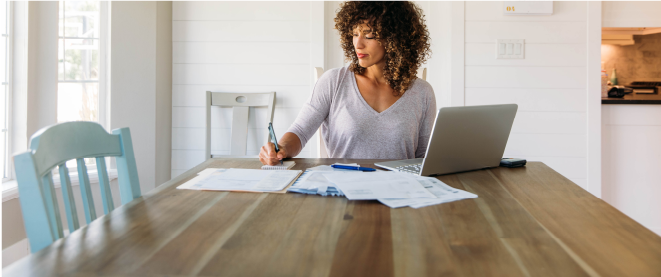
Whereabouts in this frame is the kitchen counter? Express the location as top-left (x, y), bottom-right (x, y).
top-left (602, 93), bottom-right (661, 104)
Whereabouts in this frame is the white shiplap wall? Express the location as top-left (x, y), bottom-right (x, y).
top-left (464, 1), bottom-right (589, 189)
top-left (602, 1), bottom-right (661, 27)
top-left (322, 2), bottom-right (592, 187)
top-left (171, 2), bottom-right (321, 178)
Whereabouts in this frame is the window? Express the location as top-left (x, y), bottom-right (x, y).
top-left (1, 1), bottom-right (11, 181)
top-left (58, 1), bottom-right (107, 168)
top-left (58, 1), bottom-right (100, 123)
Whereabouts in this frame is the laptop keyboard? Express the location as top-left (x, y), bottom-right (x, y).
top-left (396, 163), bottom-right (422, 175)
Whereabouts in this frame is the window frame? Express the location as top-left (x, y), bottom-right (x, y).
top-left (3, 1), bottom-right (14, 183)
top-left (57, 1), bottom-right (109, 129)
top-left (57, 1), bottom-right (110, 172)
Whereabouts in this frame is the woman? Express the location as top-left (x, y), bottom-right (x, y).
top-left (260, 1), bottom-right (434, 165)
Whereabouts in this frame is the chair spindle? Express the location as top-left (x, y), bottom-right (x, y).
top-left (58, 164), bottom-right (80, 232)
top-left (77, 158), bottom-right (97, 224)
top-left (96, 157), bottom-right (115, 214)
top-left (41, 172), bottom-right (64, 239)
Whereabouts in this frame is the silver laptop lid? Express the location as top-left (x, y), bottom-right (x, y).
top-left (420, 104), bottom-right (518, 176)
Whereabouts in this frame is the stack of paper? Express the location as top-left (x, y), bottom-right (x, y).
top-left (287, 165), bottom-right (478, 208)
top-left (323, 171), bottom-right (436, 200)
top-left (378, 176), bottom-right (477, 209)
top-left (261, 161), bottom-right (296, 170)
top-left (183, 165), bottom-right (478, 209)
top-left (177, 168), bottom-right (302, 193)
top-left (287, 165), bottom-right (354, 196)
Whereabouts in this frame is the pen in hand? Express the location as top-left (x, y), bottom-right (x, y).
top-left (268, 122), bottom-right (283, 166)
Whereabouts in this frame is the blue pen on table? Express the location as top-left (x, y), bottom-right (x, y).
top-left (267, 122), bottom-right (283, 166)
top-left (331, 164), bottom-right (376, 172)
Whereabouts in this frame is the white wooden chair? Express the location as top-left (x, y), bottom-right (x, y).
top-left (417, 67), bottom-right (427, 81)
top-left (205, 91), bottom-right (276, 159)
top-left (313, 67), bottom-right (329, 158)
top-left (315, 67), bottom-right (426, 158)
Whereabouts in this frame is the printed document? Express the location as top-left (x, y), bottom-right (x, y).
top-left (178, 168), bottom-right (301, 192)
top-left (323, 171), bottom-right (436, 200)
top-left (378, 177), bottom-right (477, 208)
top-left (177, 168), bottom-right (229, 190)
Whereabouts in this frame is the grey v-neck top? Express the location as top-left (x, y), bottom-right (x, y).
top-left (287, 65), bottom-right (437, 159)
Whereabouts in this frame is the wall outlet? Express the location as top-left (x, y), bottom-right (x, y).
top-left (496, 39), bottom-right (524, 59)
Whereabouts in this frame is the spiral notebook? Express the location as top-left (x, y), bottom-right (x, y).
top-left (262, 161), bottom-right (296, 170)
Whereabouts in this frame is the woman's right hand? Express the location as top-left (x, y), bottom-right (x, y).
top-left (259, 142), bottom-right (289, 165)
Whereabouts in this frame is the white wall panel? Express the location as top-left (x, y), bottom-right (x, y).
top-left (603, 125), bottom-right (661, 231)
top-left (465, 66), bottom-right (586, 89)
top-left (173, 64), bottom-right (309, 85)
top-left (173, 106), bottom-right (301, 130)
top-left (511, 112), bottom-right (586, 135)
top-left (504, 134), bottom-right (586, 157)
top-left (465, 21), bottom-right (587, 44)
top-left (464, 2), bottom-right (590, 192)
top-left (172, 127), bottom-right (207, 150)
top-left (173, 21), bottom-right (309, 42)
top-left (173, 42), bottom-right (310, 64)
top-left (172, 107), bottom-right (207, 128)
top-left (602, 1), bottom-right (661, 27)
top-left (465, 43), bottom-right (586, 67)
top-left (603, 105), bottom-right (661, 126)
top-left (172, 149), bottom-right (206, 170)
top-left (173, 85), bottom-right (310, 108)
top-left (465, 88), bottom-right (586, 112)
top-left (602, 105), bottom-right (661, 235)
top-left (466, 1), bottom-right (587, 22)
top-left (173, 1), bottom-right (310, 21)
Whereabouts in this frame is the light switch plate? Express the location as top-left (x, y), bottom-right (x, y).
top-left (496, 39), bottom-right (525, 59)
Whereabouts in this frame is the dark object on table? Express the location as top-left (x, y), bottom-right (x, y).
top-left (608, 86), bottom-right (632, 98)
top-left (626, 81), bottom-right (661, 94)
top-left (500, 158), bottom-right (526, 168)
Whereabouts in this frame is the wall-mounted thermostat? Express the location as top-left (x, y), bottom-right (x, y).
top-left (503, 1), bottom-right (553, 15)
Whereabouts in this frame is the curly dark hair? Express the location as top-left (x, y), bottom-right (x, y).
top-left (334, 1), bottom-right (432, 96)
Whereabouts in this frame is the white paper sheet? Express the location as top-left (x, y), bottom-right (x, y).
top-left (323, 171), bottom-right (436, 200)
top-left (332, 163), bottom-right (360, 167)
top-left (177, 168), bottom-right (229, 190)
top-left (180, 168), bottom-right (301, 192)
top-left (378, 177), bottom-right (477, 208)
top-left (197, 168), bottom-right (222, 177)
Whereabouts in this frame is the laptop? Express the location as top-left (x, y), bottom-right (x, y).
top-left (375, 104), bottom-right (518, 176)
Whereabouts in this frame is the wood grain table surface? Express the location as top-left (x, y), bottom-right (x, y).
top-left (5, 158), bottom-right (661, 277)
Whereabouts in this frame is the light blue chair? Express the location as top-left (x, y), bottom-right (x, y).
top-left (13, 121), bottom-right (141, 253)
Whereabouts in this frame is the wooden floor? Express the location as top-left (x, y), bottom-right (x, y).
top-left (5, 158), bottom-right (661, 276)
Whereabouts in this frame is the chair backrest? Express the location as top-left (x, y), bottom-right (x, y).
top-left (417, 67), bottom-right (427, 81)
top-left (206, 91), bottom-right (276, 158)
top-left (13, 121), bottom-right (141, 253)
top-left (314, 67), bottom-right (329, 159)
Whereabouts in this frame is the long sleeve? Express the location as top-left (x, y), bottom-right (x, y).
top-left (415, 84), bottom-right (437, 158)
top-left (285, 69), bottom-right (337, 148)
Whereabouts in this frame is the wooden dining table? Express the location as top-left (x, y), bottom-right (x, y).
top-left (5, 158), bottom-right (661, 276)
